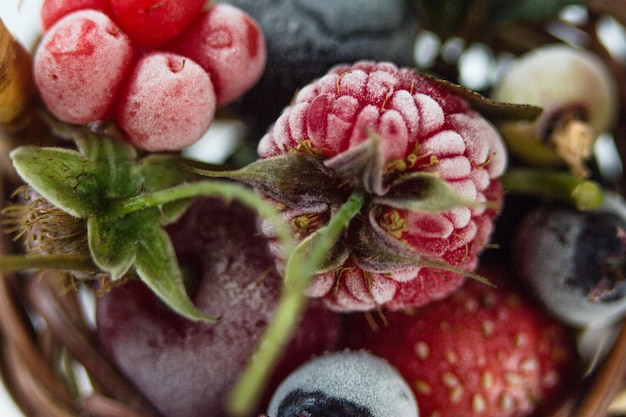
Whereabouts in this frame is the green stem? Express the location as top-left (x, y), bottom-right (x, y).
top-left (501, 168), bottom-right (604, 210)
top-left (111, 180), bottom-right (296, 254)
top-left (0, 254), bottom-right (97, 273)
top-left (226, 190), bottom-right (366, 417)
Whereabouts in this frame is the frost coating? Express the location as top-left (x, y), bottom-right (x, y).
top-left (258, 61), bottom-right (507, 311)
top-left (116, 52), bottom-right (217, 152)
top-left (267, 351), bottom-right (419, 417)
top-left (34, 10), bottom-right (134, 124)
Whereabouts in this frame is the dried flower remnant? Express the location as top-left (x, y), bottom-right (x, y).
top-left (2, 186), bottom-right (88, 256)
top-left (491, 44), bottom-right (619, 178)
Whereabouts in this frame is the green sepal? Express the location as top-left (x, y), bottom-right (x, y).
top-left (10, 146), bottom-right (99, 217)
top-left (189, 152), bottom-right (346, 208)
top-left (134, 224), bottom-right (217, 322)
top-left (87, 212), bottom-right (144, 281)
top-left (290, 230), bottom-right (350, 275)
top-left (350, 209), bottom-right (492, 286)
top-left (77, 130), bottom-right (140, 198)
top-left (420, 72), bottom-right (543, 121)
top-left (323, 134), bottom-right (386, 195)
top-left (10, 120), bottom-right (215, 322)
top-left (375, 171), bottom-right (496, 212)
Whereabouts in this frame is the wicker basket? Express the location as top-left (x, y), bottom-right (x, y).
top-left (2, 136), bottom-right (626, 417)
top-left (1, 3), bottom-right (626, 417)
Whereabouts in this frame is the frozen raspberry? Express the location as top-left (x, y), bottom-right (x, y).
top-left (257, 61), bottom-right (507, 312)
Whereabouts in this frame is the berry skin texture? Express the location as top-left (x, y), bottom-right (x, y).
top-left (258, 61), bottom-right (507, 312)
top-left (40, 0), bottom-right (110, 31)
top-left (33, 10), bottom-right (134, 124)
top-left (512, 192), bottom-right (626, 328)
top-left (167, 3), bottom-right (267, 106)
top-left (108, 0), bottom-right (206, 48)
top-left (343, 266), bottom-right (581, 417)
top-left (267, 351), bottom-right (418, 417)
top-left (116, 52), bottom-right (217, 152)
top-left (96, 198), bottom-right (341, 417)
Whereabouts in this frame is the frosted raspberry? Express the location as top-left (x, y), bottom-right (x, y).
top-left (258, 61), bottom-right (507, 312)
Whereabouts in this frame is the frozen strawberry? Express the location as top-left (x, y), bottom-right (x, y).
top-left (256, 61), bottom-right (507, 312)
top-left (96, 197), bottom-right (341, 417)
top-left (342, 265), bottom-right (581, 417)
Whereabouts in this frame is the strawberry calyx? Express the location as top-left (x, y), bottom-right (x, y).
top-left (3, 114), bottom-right (295, 323)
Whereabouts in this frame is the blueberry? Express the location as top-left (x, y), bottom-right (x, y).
top-left (266, 351), bottom-right (418, 417)
top-left (512, 192), bottom-right (626, 327)
top-left (224, 0), bottom-right (420, 135)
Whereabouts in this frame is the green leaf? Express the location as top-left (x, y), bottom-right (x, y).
top-left (81, 132), bottom-right (139, 199)
top-left (134, 224), bottom-right (216, 322)
top-left (420, 73), bottom-right (542, 121)
top-left (10, 146), bottom-right (99, 217)
top-left (87, 214), bottom-right (140, 280)
top-left (375, 171), bottom-right (494, 212)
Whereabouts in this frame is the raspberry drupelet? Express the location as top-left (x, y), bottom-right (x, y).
top-left (257, 61), bottom-right (507, 312)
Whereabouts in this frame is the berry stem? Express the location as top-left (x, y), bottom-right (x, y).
top-left (0, 254), bottom-right (96, 273)
top-left (501, 168), bottom-right (604, 210)
top-left (110, 180), bottom-right (295, 248)
top-left (226, 190), bottom-right (366, 417)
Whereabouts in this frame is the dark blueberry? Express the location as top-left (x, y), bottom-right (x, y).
top-left (512, 192), bottom-right (626, 327)
top-left (224, 0), bottom-right (421, 137)
top-left (266, 351), bottom-right (418, 417)
top-left (276, 390), bottom-right (374, 417)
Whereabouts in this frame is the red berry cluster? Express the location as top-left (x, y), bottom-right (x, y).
top-left (34, 0), bottom-right (266, 151)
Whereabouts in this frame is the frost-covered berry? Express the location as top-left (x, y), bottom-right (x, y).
top-left (108, 0), bottom-right (206, 48)
top-left (116, 52), bottom-right (217, 152)
top-left (343, 265), bottom-right (580, 417)
top-left (40, 0), bottom-right (110, 31)
top-left (491, 44), bottom-right (618, 177)
top-left (225, 0), bottom-right (420, 133)
top-left (167, 4), bottom-right (266, 106)
top-left (33, 10), bottom-right (134, 124)
top-left (257, 61), bottom-right (507, 312)
top-left (266, 351), bottom-right (418, 417)
top-left (512, 192), bottom-right (626, 328)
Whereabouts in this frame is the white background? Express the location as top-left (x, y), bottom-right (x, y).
top-left (1, 1), bottom-right (42, 415)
